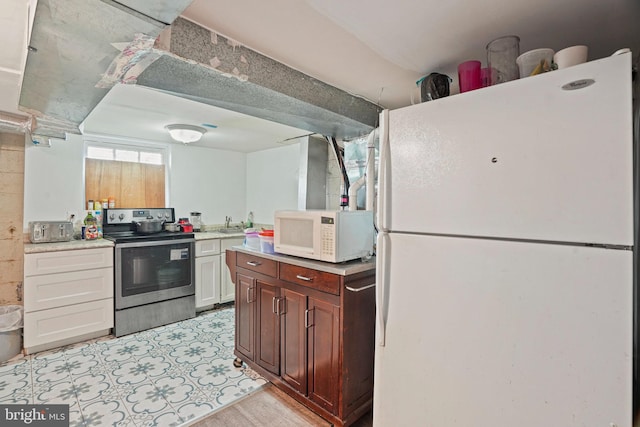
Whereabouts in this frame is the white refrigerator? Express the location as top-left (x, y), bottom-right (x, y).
top-left (374, 52), bottom-right (635, 426)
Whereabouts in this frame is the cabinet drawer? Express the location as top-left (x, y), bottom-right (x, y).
top-left (236, 252), bottom-right (277, 277)
top-left (280, 264), bottom-right (341, 295)
top-left (25, 247), bottom-right (113, 276)
top-left (196, 239), bottom-right (221, 257)
top-left (23, 298), bottom-right (114, 348)
top-left (24, 267), bottom-right (114, 312)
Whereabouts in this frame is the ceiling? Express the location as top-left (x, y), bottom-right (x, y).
top-left (0, 0), bottom-right (35, 117)
top-left (80, 84), bottom-right (312, 152)
top-left (2, 0), bottom-right (640, 151)
top-left (182, 0), bottom-right (640, 109)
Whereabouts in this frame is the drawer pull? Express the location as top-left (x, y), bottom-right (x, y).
top-left (246, 261), bottom-right (261, 267)
top-left (296, 274), bottom-right (313, 282)
top-left (346, 283), bottom-right (376, 292)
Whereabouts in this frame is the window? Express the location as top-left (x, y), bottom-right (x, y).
top-left (86, 146), bottom-right (164, 165)
top-left (85, 141), bottom-right (167, 208)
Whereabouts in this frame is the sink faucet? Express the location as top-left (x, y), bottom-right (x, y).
top-left (225, 216), bottom-right (232, 228)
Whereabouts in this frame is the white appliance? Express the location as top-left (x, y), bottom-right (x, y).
top-left (274, 209), bottom-right (374, 263)
top-left (374, 53), bottom-right (635, 426)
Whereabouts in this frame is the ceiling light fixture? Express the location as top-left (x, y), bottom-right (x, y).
top-left (165, 124), bottom-right (207, 143)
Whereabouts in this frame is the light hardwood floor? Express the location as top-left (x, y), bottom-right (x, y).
top-left (189, 384), bottom-right (373, 427)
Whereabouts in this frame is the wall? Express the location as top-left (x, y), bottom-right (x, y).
top-left (23, 134), bottom-right (348, 233)
top-left (24, 135), bottom-right (85, 225)
top-left (246, 144), bottom-right (300, 225)
top-left (24, 134), bottom-right (248, 229)
top-left (169, 143), bottom-right (246, 226)
top-left (244, 140), bottom-right (346, 223)
top-left (0, 132), bottom-right (25, 305)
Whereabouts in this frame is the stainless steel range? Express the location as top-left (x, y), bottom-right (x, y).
top-left (103, 208), bottom-right (195, 337)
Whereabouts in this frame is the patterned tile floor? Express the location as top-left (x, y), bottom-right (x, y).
top-left (0, 306), bottom-right (267, 426)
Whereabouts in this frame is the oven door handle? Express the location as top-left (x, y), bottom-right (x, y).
top-left (115, 238), bottom-right (195, 249)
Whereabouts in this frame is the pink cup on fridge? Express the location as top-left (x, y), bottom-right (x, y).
top-left (480, 67), bottom-right (494, 87)
top-left (458, 60), bottom-right (482, 93)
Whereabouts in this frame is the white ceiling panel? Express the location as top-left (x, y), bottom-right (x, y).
top-left (0, 71), bottom-right (24, 116)
top-left (0, 0), bottom-right (29, 71)
top-left (81, 84), bottom-right (311, 152)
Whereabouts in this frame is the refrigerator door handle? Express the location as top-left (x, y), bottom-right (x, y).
top-left (376, 109), bottom-right (390, 232)
top-left (376, 231), bottom-right (390, 346)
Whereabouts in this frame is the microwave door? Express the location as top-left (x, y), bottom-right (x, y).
top-left (276, 217), bottom-right (317, 254)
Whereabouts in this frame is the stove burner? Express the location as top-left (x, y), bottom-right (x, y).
top-left (103, 231), bottom-right (194, 243)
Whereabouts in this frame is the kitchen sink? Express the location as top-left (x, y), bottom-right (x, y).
top-left (217, 227), bottom-right (244, 234)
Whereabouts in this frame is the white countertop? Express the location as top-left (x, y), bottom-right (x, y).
top-left (24, 239), bottom-right (115, 254)
top-left (231, 246), bottom-right (376, 276)
top-left (24, 231), bottom-right (244, 253)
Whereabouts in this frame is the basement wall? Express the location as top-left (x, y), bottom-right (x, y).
top-left (0, 132), bottom-right (24, 305)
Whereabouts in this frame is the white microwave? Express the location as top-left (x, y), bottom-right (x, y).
top-left (274, 210), bottom-right (374, 263)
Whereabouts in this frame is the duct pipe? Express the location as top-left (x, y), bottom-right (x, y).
top-left (365, 129), bottom-right (377, 212)
top-left (348, 175), bottom-right (366, 211)
top-left (348, 128), bottom-right (378, 211)
top-left (0, 113), bottom-right (32, 135)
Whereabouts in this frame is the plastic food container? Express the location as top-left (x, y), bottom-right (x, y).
top-left (259, 230), bottom-right (275, 254)
top-left (244, 230), bottom-right (261, 251)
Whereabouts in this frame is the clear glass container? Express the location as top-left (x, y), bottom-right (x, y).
top-left (486, 35), bottom-right (520, 85)
top-left (189, 212), bottom-right (202, 232)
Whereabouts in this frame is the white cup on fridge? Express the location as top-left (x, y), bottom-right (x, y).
top-left (553, 45), bottom-right (588, 69)
top-left (612, 48), bottom-right (631, 56)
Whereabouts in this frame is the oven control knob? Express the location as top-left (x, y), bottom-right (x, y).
top-left (109, 213), bottom-right (115, 220)
top-left (157, 214), bottom-right (163, 219)
top-left (118, 214), bottom-right (125, 220)
top-left (164, 213), bottom-right (170, 219)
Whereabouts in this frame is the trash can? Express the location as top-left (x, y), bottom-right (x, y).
top-left (0, 305), bottom-right (23, 362)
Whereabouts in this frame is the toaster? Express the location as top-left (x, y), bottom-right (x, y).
top-left (29, 221), bottom-right (74, 243)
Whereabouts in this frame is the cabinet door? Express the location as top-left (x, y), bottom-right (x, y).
top-left (256, 280), bottom-right (280, 375)
top-left (307, 296), bottom-right (340, 414)
top-left (235, 273), bottom-right (255, 361)
top-left (221, 238), bottom-right (243, 303)
top-left (195, 255), bottom-right (221, 309)
top-left (220, 254), bottom-right (235, 304)
top-left (280, 288), bottom-right (307, 394)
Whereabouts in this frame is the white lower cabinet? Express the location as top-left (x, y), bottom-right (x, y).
top-left (221, 238), bottom-right (243, 303)
top-left (24, 299), bottom-right (113, 350)
top-left (195, 237), bottom-right (243, 310)
top-left (24, 247), bottom-right (114, 354)
top-left (195, 255), bottom-right (222, 309)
